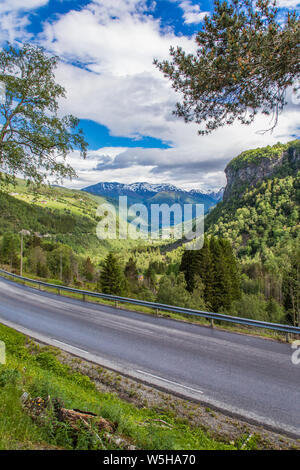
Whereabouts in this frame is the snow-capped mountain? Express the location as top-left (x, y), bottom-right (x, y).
top-left (82, 181), bottom-right (223, 216)
top-left (82, 182), bottom-right (181, 195)
top-left (191, 187), bottom-right (225, 201)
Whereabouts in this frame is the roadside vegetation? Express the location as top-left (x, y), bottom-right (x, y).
top-left (0, 323), bottom-right (236, 450)
top-left (0, 166), bottom-right (298, 330)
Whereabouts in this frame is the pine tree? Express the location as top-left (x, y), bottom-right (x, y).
top-left (155, 0), bottom-right (299, 134)
top-left (82, 256), bottom-right (95, 282)
top-left (209, 237), bottom-right (231, 311)
top-left (124, 258), bottom-right (138, 280)
top-left (180, 236), bottom-right (241, 312)
top-left (195, 236), bottom-right (214, 306)
top-left (219, 238), bottom-right (241, 304)
top-left (283, 250), bottom-right (300, 326)
top-left (179, 249), bottom-right (195, 292)
top-left (99, 253), bottom-right (126, 296)
top-left (0, 232), bottom-right (19, 268)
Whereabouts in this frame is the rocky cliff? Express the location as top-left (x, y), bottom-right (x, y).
top-left (223, 140), bottom-right (300, 201)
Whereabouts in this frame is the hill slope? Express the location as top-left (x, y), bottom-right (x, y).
top-left (0, 179), bottom-right (147, 260)
top-left (205, 140), bottom-right (300, 258)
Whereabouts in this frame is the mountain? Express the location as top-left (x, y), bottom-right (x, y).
top-left (205, 139), bottom-right (300, 258)
top-left (0, 179), bottom-right (148, 261)
top-left (81, 181), bottom-right (222, 221)
top-left (84, 182), bottom-right (180, 195)
top-left (191, 187), bottom-right (225, 201)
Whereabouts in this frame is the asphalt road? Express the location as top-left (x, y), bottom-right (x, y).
top-left (0, 276), bottom-right (299, 436)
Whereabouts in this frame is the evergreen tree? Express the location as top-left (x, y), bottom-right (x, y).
top-left (145, 265), bottom-right (156, 289)
top-left (210, 237), bottom-right (231, 311)
top-left (155, 0), bottom-right (299, 134)
top-left (124, 257), bottom-right (138, 280)
top-left (0, 232), bottom-right (19, 268)
top-left (82, 256), bottom-right (95, 282)
top-left (283, 250), bottom-right (300, 326)
top-left (180, 236), bottom-right (241, 312)
top-left (99, 253), bottom-right (126, 296)
top-left (219, 238), bottom-right (241, 303)
top-left (195, 236), bottom-right (214, 305)
top-left (180, 247), bottom-right (198, 292)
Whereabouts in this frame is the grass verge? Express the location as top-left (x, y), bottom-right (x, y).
top-left (0, 323), bottom-right (236, 450)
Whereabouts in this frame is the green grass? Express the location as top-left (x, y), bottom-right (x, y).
top-left (0, 323), bottom-right (237, 450)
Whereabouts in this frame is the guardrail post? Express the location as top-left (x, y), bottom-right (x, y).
top-left (57, 288), bottom-right (60, 295)
top-left (210, 319), bottom-right (214, 328)
top-left (82, 294), bottom-right (86, 302)
top-left (115, 301), bottom-right (119, 308)
top-left (286, 332), bottom-right (290, 343)
top-left (155, 308), bottom-right (159, 315)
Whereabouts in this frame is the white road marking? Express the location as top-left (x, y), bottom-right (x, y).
top-left (136, 369), bottom-right (203, 394)
top-left (51, 339), bottom-right (89, 355)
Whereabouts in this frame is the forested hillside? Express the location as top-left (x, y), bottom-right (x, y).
top-left (205, 140), bottom-right (300, 258)
top-left (203, 140), bottom-right (300, 325)
top-left (0, 180), bottom-right (161, 285)
top-left (0, 140), bottom-right (299, 328)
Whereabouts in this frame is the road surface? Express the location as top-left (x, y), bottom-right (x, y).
top-left (0, 276), bottom-right (299, 436)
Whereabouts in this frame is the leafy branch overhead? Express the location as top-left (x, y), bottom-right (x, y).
top-left (0, 43), bottom-right (87, 186)
top-left (155, 0), bottom-right (300, 134)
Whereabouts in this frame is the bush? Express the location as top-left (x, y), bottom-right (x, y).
top-left (0, 367), bottom-right (21, 387)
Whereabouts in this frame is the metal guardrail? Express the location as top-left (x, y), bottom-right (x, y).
top-left (0, 268), bottom-right (299, 337)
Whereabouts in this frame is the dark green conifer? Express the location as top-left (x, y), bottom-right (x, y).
top-left (99, 253), bottom-right (126, 295)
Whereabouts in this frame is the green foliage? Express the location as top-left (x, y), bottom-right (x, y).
top-left (206, 172), bottom-right (300, 259)
top-left (99, 252), bottom-right (127, 295)
top-left (0, 232), bottom-right (19, 267)
top-left (282, 249), bottom-right (300, 326)
top-left (0, 323), bottom-right (234, 450)
top-left (180, 236), bottom-right (241, 312)
top-left (0, 43), bottom-right (87, 186)
top-left (47, 245), bottom-right (75, 283)
top-left (124, 257), bottom-right (138, 280)
top-left (156, 273), bottom-right (206, 310)
top-left (205, 140), bottom-right (299, 324)
top-left (231, 293), bottom-right (284, 323)
top-left (227, 141), bottom-right (295, 172)
top-left (0, 367), bottom-right (21, 387)
top-left (155, 0), bottom-right (299, 134)
top-left (81, 257), bottom-right (95, 282)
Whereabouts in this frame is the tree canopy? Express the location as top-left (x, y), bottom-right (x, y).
top-left (99, 253), bottom-right (127, 296)
top-left (0, 43), bottom-right (87, 186)
top-left (155, 0), bottom-right (300, 134)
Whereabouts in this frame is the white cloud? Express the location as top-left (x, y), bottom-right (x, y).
top-left (0, 0), bottom-right (48, 12)
top-left (178, 1), bottom-right (209, 24)
top-left (0, 0), bottom-right (49, 43)
top-left (39, 0), bottom-right (299, 190)
top-left (276, 0), bottom-right (300, 7)
top-left (1, 0), bottom-right (299, 190)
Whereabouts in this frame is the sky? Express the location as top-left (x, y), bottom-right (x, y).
top-left (0, 0), bottom-right (299, 191)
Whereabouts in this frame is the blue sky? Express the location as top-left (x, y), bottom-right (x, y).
top-left (0, 0), bottom-right (299, 190)
top-left (22, 0), bottom-right (212, 151)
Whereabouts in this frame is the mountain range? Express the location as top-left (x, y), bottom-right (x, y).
top-left (81, 182), bottom-right (224, 218)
